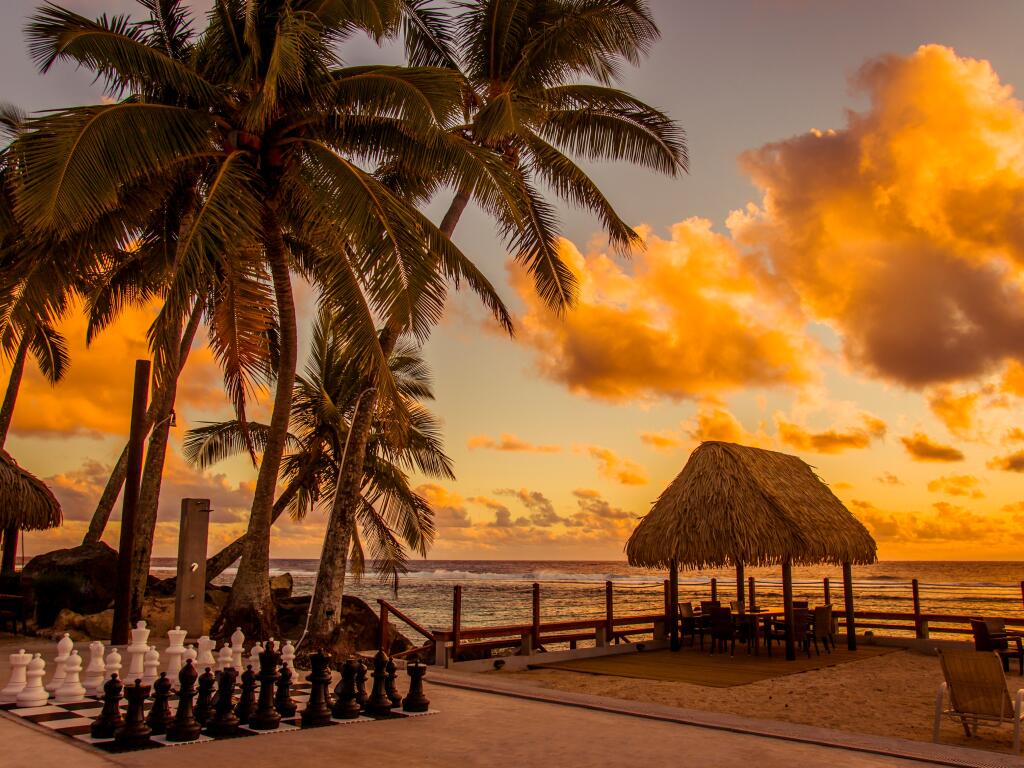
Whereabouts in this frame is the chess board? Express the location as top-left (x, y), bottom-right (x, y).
top-left (0, 683), bottom-right (438, 753)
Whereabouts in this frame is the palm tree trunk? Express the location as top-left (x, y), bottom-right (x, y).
top-left (128, 298), bottom-right (204, 615)
top-left (216, 204), bottom-right (297, 639)
top-left (439, 186), bottom-right (471, 238)
top-left (0, 333), bottom-right (30, 449)
top-left (305, 384), bottom-right (379, 651)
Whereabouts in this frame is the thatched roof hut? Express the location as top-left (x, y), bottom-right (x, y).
top-left (0, 448), bottom-right (61, 531)
top-left (626, 441), bottom-right (877, 569)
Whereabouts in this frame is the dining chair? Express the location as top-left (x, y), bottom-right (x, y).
top-left (708, 607), bottom-right (736, 656)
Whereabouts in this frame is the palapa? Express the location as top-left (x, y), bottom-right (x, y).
top-left (626, 441), bottom-right (876, 569)
top-left (0, 448), bottom-right (62, 532)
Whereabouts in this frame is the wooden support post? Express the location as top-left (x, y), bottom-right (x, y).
top-left (824, 577), bottom-right (831, 606)
top-left (112, 359), bottom-right (150, 645)
top-left (1020, 580), bottom-right (1023, 610)
top-left (843, 562), bottom-right (857, 651)
top-left (710, 577), bottom-right (718, 602)
top-left (0, 526), bottom-right (17, 575)
top-left (735, 562), bottom-right (745, 611)
top-left (605, 581), bottom-right (614, 645)
top-left (748, 576), bottom-right (756, 611)
top-left (379, 601), bottom-right (389, 652)
top-left (451, 585), bottom-right (462, 666)
top-left (663, 579), bottom-right (670, 644)
top-left (912, 578), bottom-right (929, 639)
top-left (531, 582), bottom-right (541, 652)
top-left (173, 499), bottom-right (209, 639)
top-left (669, 559), bottom-right (680, 651)
top-left (782, 559), bottom-right (796, 661)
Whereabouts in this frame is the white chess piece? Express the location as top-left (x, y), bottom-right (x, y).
top-left (165, 626), bottom-right (187, 679)
top-left (247, 641), bottom-right (263, 669)
top-left (230, 628), bottom-right (244, 670)
top-left (104, 647), bottom-right (122, 681)
top-left (141, 646), bottom-right (160, 686)
top-left (183, 644), bottom-right (197, 668)
top-left (125, 620), bottom-right (149, 680)
top-left (55, 650), bottom-right (87, 703)
top-left (82, 641), bottom-right (106, 696)
top-left (217, 644), bottom-right (234, 671)
top-left (281, 639), bottom-right (295, 668)
top-left (0, 648), bottom-right (31, 704)
top-left (45, 633), bottom-right (74, 695)
top-left (197, 635), bottom-right (216, 668)
top-left (16, 654), bottom-right (47, 707)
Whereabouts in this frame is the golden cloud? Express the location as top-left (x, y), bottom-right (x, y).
top-left (927, 387), bottom-right (980, 438)
top-left (574, 445), bottom-right (648, 486)
top-left (926, 474), bottom-right (985, 498)
top-left (416, 483), bottom-right (472, 527)
top-left (511, 222), bottom-right (814, 402)
top-left (900, 432), bottom-right (964, 462)
top-left (987, 450), bottom-right (1024, 473)
top-left (639, 431), bottom-right (681, 451)
top-left (466, 433), bottom-right (561, 454)
top-left (851, 499), bottom-right (1003, 543)
top-left (683, 402), bottom-right (766, 445)
top-left (775, 412), bottom-right (886, 454)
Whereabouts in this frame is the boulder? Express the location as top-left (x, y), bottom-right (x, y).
top-left (275, 594), bottom-right (413, 662)
top-left (270, 573), bottom-right (293, 600)
top-left (53, 608), bottom-right (86, 633)
top-left (83, 609), bottom-right (113, 639)
top-left (22, 542), bottom-right (118, 624)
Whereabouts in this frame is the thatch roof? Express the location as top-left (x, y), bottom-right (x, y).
top-left (0, 449), bottom-right (61, 531)
top-left (626, 441), bottom-right (876, 569)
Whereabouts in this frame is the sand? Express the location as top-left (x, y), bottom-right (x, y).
top-left (500, 647), bottom-right (1024, 755)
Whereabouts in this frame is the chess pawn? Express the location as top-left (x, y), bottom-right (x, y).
top-left (274, 663), bottom-right (297, 718)
top-left (402, 662), bottom-right (430, 713)
top-left (384, 656), bottom-right (403, 709)
top-left (193, 667), bottom-right (215, 725)
top-left (46, 632), bottom-right (73, 694)
top-left (166, 660), bottom-right (202, 742)
top-left (145, 673), bottom-right (173, 735)
top-left (15, 654), bottom-right (48, 707)
top-left (217, 644), bottom-right (234, 671)
top-left (141, 645), bottom-right (160, 687)
top-left (248, 641), bottom-right (263, 670)
top-left (365, 650), bottom-right (392, 716)
top-left (0, 648), bottom-right (30, 704)
top-left (196, 635), bottom-right (216, 668)
top-left (104, 647), bottom-right (122, 680)
top-left (355, 658), bottom-right (368, 707)
top-left (205, 667), bottom-right (240, 737)
top-left (248, 640), bottom-right (281, 731)
top-left (331, 658), bottom-right (362, 720)
top-left (114, 680), bottom-right (152, 748)
top-left (234, 665), bottom-right (257, 724)
top-left (281, 639), bottom-right (296, 668)
top-left (55, 649), bottom-right (87, 702)
top-left (83, 641), bottom-right (106, 697)
top-left (90, 673), bottom-right (124, 739)
top-left (230, 627), bottom-right (245, 670)
top-left (165, 626), bottom-right (187, 680)
top-left (183, 644), bottom-right (198, 667)
top-left (300, 652), bottom-right (334, 728)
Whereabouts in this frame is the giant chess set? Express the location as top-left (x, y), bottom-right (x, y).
top-left (0, 621), bottom-right (436, 752)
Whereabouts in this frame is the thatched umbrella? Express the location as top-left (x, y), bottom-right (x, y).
top-left (627, 441), bottom-right (877, 660)
top-left (0, 449), bottom-right (62, 573)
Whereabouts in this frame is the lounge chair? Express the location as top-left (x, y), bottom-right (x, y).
top-left (971, 618), bottom-right (1024, 675)
top-left (934, 648), bottom-right (1024, 751)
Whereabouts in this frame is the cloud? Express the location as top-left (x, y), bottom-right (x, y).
top-left (927, 474), bottom-right (984, 498)
top-left (574, 445), bottom-right (648, 486)
top-left (852, 499), bottom-right (1002, 542)
top-left (683, 402), bottom-right (765, 445)
top-left (877, 472), bottom-right (903, 485)
top-left (987, 450), bottom-right (1024, 473)
top-left (639, 431), bottom-right (681, 451)
top-left (927, 387), bottom-right (981, 438)
top-left (496, 488), bottom-right (564, 527)
top-left (775, 412), bottom-right (886, 454)
top-left (563, 488), bottom-right (634, 537)
top-left (510, 221), bottom-right (814, 402)
top-left (416, 483), bottom-right (472, 527)
top-left (466, 433), bottom-right (561, 454)
top-left (900, 432), bottom-right (964, 462)
top-left (731, 45), bottom-right (1024, 388)
top-left (1004, 427), bottom-right (1024, 444)
top-left (470, 496), bottom-right (529, 528)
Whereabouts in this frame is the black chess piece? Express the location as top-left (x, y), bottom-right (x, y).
top-left (234, 665), bottom-right (257, 724)
top-left (331, 658), bottom-right (362, 720)
top-left (274, 662), bottom-right (297, 717)
top-left (114, 680), bottom-right (152, 748)
top-left (145, 672), bottom-right (173, 735)
top-left (384, 656), bottom-right (403, 709)
top-left (366, 650), bottom-right (392, 716)
top-left (249, 640), bottom-right (281, 730)
top-left (299, 652), bottom-right (333, 728)
top-left (354, 659), bottom-right (368, 708)
top-left (90, 673), bottom-right (125, 739)
top-left (194, 667), bottom-right (215, 725)
top-left (166, 660), bottom-right (202, 742)
top-left (402, 662), bottom-right (430, 713)
top-left (205, 667), bottom-right (240, 737)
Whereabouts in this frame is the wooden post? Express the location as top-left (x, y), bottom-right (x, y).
top-left (531, 582), bottom-right (541, 651)
top-left (710, 577), bottom-right (717, 602)
top-left (824, 577), bottom-right (831, 606)
top-left (173, 499), bottom-right (210, 639)
top-left (748, 576), bottom-right (756, 611)
top-left (912, 578), bottom-right (928, 639)
top-left (605, 580), bottom-right (614, 643)
top-left (735, 562), bottom-right (745, 610)
top-left (663, 578), bottom-right (670, 640)
top-left (111, 360), bottom-right (150, 645)
top-left (379, 601), bottom-right (389, 652)
top-left (1020, 580), bottom-right (1023, 610)
top-left (782, 559), bottom-right (796, 661)
top-left (843, 562), bottom-right (857, 651)
top-left (669, 559), bottom-right (680, 651)
top-left (0, 526), bottom-right (17, 575)
top-left (451, 585), bottom-right (462, 665)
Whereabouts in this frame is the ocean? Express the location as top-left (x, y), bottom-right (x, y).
top-left (150, 559), bottom-right (1024, 634)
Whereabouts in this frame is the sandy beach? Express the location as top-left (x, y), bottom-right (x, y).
top-left (500, 647), bottom-right (1024, 755)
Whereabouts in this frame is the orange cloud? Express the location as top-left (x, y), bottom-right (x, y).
top-left (775, 412), bottom-right (886, 454)
top-left (416, 483), bottom-right (472, 527)
top-left (987, 450), bottom-right (1024, 473)
top-left (927, 474), bottom-right (984, 498)
top-left (900, 432), bottom-right (964, 462)
top-left (683, 402), bottom-right (764, 445)
top-left (731, 45), bottom-right (1024, 388)
top-left (511, 221), bottom-right (813, 402)
top-left (1002, 361), bottom-right (1024, 396)
top-left (927, 387), bottom-right (980, 438)
top-left (851, 499), bottom-right (1003, 543)
top-left (639, 431), bottom-right (681, 451)
top-left (574, 445), bottom-right (648, 486)
top-left (877, 472), bottom-right (902, 485)
top-left (466, 433), bottom-right (561, 454)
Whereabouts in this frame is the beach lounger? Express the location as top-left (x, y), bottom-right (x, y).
top-left (933, 648), bottom-right (1024, 751)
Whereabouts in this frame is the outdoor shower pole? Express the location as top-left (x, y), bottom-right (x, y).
top-left (111, 359), bottom-right (150, 645)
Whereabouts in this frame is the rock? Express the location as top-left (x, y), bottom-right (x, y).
top-left (148, 577), bottom-right (177, 597)
top-left (83, 609), bottom-right (113, 639)
top-left (53, 608), bottom-right (86, 633)
top-left (206, 588), bottom-right (229, 609)
top-left (275, 594), bottom-right (413, 661)
top-left (269, 573), bottom-right (293, 600)
top-left (23, 542), bottom-right (118, 625)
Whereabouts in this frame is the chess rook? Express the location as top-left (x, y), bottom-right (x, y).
top-left (403, 662), bottom-right (430, 713)
top-left (0, 648), bottom-right (30, 704)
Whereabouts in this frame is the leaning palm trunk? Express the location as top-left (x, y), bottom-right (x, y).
top-left (216, 206), bottom-right (297, 639)
top-left (0, 333), bottom-right (29, 448)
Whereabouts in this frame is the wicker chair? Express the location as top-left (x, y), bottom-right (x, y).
top-left (934, 648), bottom-right (1024, 750)
top-left (971, 619), bottom-right (1024, 675)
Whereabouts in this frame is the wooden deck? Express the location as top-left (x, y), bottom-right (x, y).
top-left (528, 644), bottom-right (901, 688)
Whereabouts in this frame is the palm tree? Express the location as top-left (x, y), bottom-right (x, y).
top-left (184, 310), bottom-right (450, 596)
top-left (16, 0), bottom-right (522, 637)
top-left (313, 0), bottom-right (687, 638)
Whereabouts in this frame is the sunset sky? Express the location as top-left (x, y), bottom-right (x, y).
top-left (4, 0), bottom-right (1024, 562)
